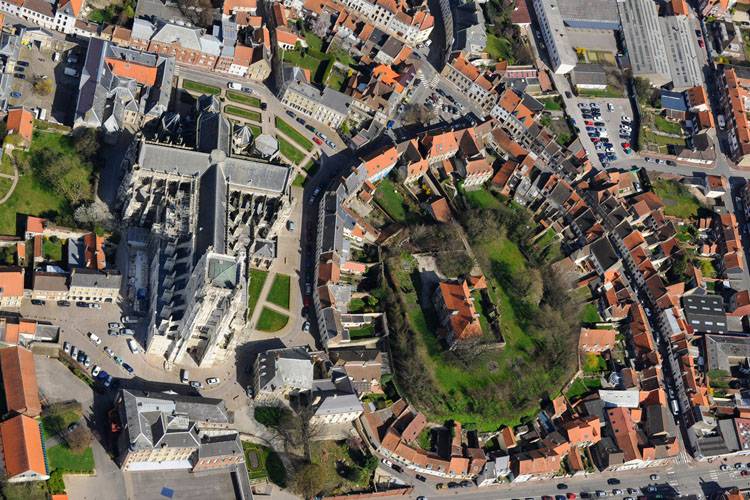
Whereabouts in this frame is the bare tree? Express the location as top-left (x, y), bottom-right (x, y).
top-left (65, 425), bottom-right (92, 453)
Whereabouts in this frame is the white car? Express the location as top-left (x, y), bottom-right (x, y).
top-left (206, 377), bottom-right (220, 385)
top-left (91, 365), bottom-right (101, 377)
top-left (88, 332), bottom-right (102, 345)
top-left (108, 322), bottom-right (121, 329)
top-left (127, 338), bottom-right (140, 354)
top-left (104, 346), bottom-right (114, 357)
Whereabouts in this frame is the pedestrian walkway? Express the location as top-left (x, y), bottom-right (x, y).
top-left (0, 158), bottom-right (19, 204)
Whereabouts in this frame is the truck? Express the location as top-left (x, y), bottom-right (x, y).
top-left (64, 67), bottom-right (79, 77)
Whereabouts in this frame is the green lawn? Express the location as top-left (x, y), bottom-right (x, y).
top-left (247, 269), bottom-right (269, 319)
top-left (0, 154), bottom-right (14, 175)
top-left (463, 188), bottom-right (502, 209)
top-left (486, 34), bottom-right (514, 62)
top-left (583, 353), bottom-right (608, 373)
top-left (225, 106), bottom-right (261, 122)
top-left (43, 237), bottom-right (63, 262)
top-left (226, 91), bottom-right (262, 108)
top-left (292, 174), bottom-right (306, 187)
top-left (182, 79), bottom-right (221, 95)
top-left (242, 441), bottom-right (286, 485)
top-left (566, 377), bottom-right (602, 401)
top-left (277, 136), bottom-right (306, 165)
top-left (640, 127), bottom-right (686, 151)
top-left (0, 176), bottom-right (12, 197)
top-left (42, 408), bottom-right (80, 436)
top-left (47, 444), bottom-right (94, 473)
top-left (275, 118), bottom-right (313, 151)
top-left (267, 273), bottom-right (290, 310)
top-left (699, 258), bottom-right (717, 278)
top-left (374, 179), bottom-right (409, 223)
top-left (542, 98), bottom-right (563, 111)
top-left (348, 323), bottom-right (376, 339)
top-left (580, 303), bottom-right (602, 324)
top-left (0, 165), bottom-right (68, 235)
top-left (256, 307), bottom-right (289, 332)
top-left (577, 86), bottom-right (624, 98)
top-left (303, 159), bottom-right (319, 176)
top-left (654, 115), bottom-right (683, 135)
top-left (652, 179), bottom-right (701, 219)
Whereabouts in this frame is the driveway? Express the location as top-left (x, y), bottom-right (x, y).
top-left (34, 354), bottom-right (126, 500)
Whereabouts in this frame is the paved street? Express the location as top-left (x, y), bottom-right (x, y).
top-left (388, 456), bottom-right (750, 499)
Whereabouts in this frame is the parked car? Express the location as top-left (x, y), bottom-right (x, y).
top-left (70, 346), bottom-right (78, 359)
top-left (416, 475), bottom-right (426, 482)
top-left (113, 355), bottom-right (123, 365)
top-left (285, 110), bottom-right (295, 119)
top-left (122, 316), bottom-right (138, 324)
top-left (127, 338), bottom-right (139, 354)
top-left (650, 474), bottom-right (659, 480)
top-left (180, 369), bottom-right (190, 384)
top-left (227, 82), bottom-right (242, 90)
top-left (206, 377), bottom-right (220, 385)
top-left (83, 356), bottom-right (91, 368)
top-left (313, 136), bottom-right (323, 145)
top-left (57, 300), bottom-right (70, 307)
top-left (190, 381), bottom-right (203, 389)
top-left (88, 332), bottom-right (101, 345)
top-left (108, 329), bottom-right (119, 336)
top-left (120, 328), bottom-right (135, 336)
top-left (91, 365), bottom-right (101, 377)
top-left (302, 321), bottom-right (310, 332)
top-left (296, 117), bottom-right (305, 125)
top-left (90, 303), bottom-right (101, 309)
top-left (122, 362), bottom-right (134, 374)
top-left (104, 346), bottom-right (114, 357)
top-left (108, 322), bottom-right (121, 329)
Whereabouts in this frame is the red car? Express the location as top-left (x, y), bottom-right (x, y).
top-left (567, 494), bottom-right (577, 500)
top-left (584, 120), bottom-right (594, 126)
top-left (621, 142), bottom-right (630, 149)
top-left (312, 136), bottom-right (323, 145)
top-left (591, 137), bottom-right (600, 143)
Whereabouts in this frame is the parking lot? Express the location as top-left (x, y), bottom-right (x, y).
top-left (574, 97), bottom-right (634, 168)
top-left (22, 301), bottom-right (145, 382)
top-left (8, 42), bottom-right (83, 124)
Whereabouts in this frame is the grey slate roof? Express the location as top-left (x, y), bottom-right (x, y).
top-left (256, 347), bottom-right (314, 394)
top-left (119, 389), bottom-right (231, 453)
top-left (137, 142), bottom-right (290, 195)
top-left (75, 38), bottom-right (175, 132)
top-left (70, 269), bottom-right (122, 290)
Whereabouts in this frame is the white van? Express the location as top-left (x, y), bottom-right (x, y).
top-left (180, 369), bottom-right (190, 384)
top-left (88, 332), bottom-right (101, 345)
top-left (227, 82), bottom-right (242, 90)
top-left (127, 338), bottom-right (139, 354)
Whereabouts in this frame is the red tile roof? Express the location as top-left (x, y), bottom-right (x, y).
top-left (0, 267), bottom-right (24, 298)
top-left (6, 108), bottom-right (33, 143)
top-left (0, 415), bottom-right (46, 479)
top-left (437, 280), bottom-right (482, 342)
top-left (0, 346), bottom-right (41, 417)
